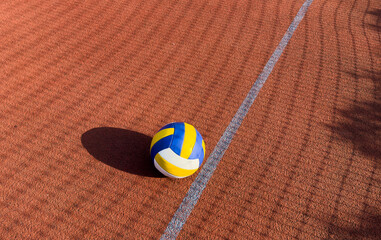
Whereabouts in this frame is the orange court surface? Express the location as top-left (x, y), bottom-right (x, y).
top-left (0, 0), bottom-right (380, 239)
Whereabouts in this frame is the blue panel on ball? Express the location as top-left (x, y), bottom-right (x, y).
top-left (199, 147), bottom-right (204, 166)
top-left (159, 122), bottom-right (175, 131)
top-left (150, 135), bottom-right (172, 161)
top-left (170, 122), bottom-right (185, 156)
top-left (189, 130), bottom-right (204, 166)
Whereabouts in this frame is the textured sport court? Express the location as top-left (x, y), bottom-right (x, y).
top-left (1, 0), bottom-right (380, 239)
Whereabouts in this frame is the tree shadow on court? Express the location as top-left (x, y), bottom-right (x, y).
top-left (81, 127), bottom-right (164, 178)
top-left (327, 70), bottom-right (381, 168)
top-left (327, 7), bottom-right (381, 168)
top-left (323, 9), bottom-right (381, 240)
top-left (325, 73), bottom-right (381, 238)
top-left (325, 206), bottom-right (381, 240)
top-left (366, 9), bottom-right (381, 33)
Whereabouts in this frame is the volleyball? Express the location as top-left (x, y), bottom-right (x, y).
top-left (150, 122), bottom-right (206, 178)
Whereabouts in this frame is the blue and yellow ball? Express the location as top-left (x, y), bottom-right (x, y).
top-left (150, 122), bottom-right (205, 178)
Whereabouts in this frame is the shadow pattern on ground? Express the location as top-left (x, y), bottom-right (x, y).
top-left (324, 6), bottom-right (381, 240)
top-left (326, 207), bottom-right (381, 240)
top-left (328, 7), bottom-right (381, 168)
top-left (366, 9), bottom-right (381, 33)
top-left (81, 127), bottom-right (163, 178)
top-left (328, 74), bottom-right (381, 168)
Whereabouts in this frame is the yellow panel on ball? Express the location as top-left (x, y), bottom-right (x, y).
top-left (150, 122), bottom-right (206, 178)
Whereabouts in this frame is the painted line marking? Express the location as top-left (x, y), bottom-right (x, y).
top-left (161, 0), bottom-right (314, 239)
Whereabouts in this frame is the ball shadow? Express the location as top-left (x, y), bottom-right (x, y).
top-left (81, 127), bottom-right (164, 178)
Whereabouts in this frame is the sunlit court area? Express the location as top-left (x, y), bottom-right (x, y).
top-left (0, 0), bottom-right (380, 239)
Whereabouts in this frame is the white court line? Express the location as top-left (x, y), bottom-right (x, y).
top-left (161, 0), bottom-right (314, 239)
